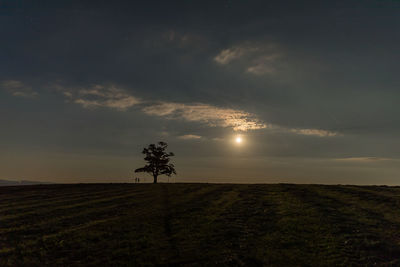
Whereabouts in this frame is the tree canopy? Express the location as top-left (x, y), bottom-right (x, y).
top-left (134, 142), bottom-right (176, 183)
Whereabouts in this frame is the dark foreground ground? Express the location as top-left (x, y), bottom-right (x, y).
top-left (1, 183), bottom-right (400, 266)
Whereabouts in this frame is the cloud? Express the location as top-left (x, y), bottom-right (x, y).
top-left (56, 83), bottom-right (267, 132)
top-left (214, 47), bottom-right (246, 65)
top-left (142, 102), bottom-right (338, 135)
top-left (289, 128), bottom-right (339, 137)
top-left (142, 102), bottom-right (341, 137)
top-left (246, 64), bottom-right (275, 75)
top-left (1, 80), bottom-right (38, 98)
top-left (63, 85), bottom-right (141, 110)
top-left (334, 157), bottom-right (394, 162)
top-left (142, 102), bottom-right (268, 132)
top-left (246, 54), bottom-right (280, 75)
top-left (214, 41), bottom-right (280, 75)
top-left (56, 83), bottom-right (340, 136)
top-left (178, 134), bottom-right (202, 140)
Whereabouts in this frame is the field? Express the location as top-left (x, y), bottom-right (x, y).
top-left (1, 183), bottom-right (400, 266)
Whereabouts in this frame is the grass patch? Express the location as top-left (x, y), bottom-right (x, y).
top-left (1, 183), bottom-right (400, 266)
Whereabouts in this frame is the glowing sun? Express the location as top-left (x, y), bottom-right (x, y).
top-left (235, 136), bottom-right (242, 143)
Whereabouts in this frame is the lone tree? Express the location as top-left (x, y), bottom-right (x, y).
top-left (135, 141), bottom-right (176, 183)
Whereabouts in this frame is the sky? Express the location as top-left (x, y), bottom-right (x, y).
top-left (1, 0), bottom-right (399, 184)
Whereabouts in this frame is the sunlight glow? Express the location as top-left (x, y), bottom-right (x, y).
top-left (235, 136), bottom-right (242, 143)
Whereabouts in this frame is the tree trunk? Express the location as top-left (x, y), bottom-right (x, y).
top-left (153, 174), bottom-right (158, 184)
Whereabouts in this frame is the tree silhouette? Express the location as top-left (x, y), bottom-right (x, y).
top-left (135, 141), bottom-right (176, 184)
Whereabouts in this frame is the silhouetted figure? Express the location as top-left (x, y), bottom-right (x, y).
top-left (135, 141), bottom-right (176, 184)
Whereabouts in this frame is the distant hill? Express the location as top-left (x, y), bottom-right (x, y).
top-left (1, 183), bottom-right (400, 265)
top-left (0, 179), bottom-right (52, 186)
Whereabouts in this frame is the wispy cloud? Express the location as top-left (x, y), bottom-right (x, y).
top-left (289, 128), bottom-right (339, 137)
top-left (1, 80), bottom-right (38, 98)
top-left (246, 54), bottom-right (280, 75)
top-left (142, 102), bottom-right (268, 132)
top-left (55, 83), bottom-right (340, 136)
top-left (214, 47), bottom-right (247, 65)
top-left (63, 85), bottom-right (141, 110)
top-left (214, 41), bottom-right (281, 75)
top-left (178, 134), bottom-right (202, 140)
top-left (56, 84), bottom-right (267, 132)
top-left (334, 157), bottom-right (393, 163)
